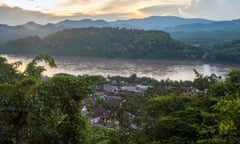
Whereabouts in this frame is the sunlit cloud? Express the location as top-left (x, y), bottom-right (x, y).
top-left (0, 0), bottom-right (191, 17)
top-left (0, 0), bottom-right (240, 25)
top-left (139, 4), bottom-right (186, 17)
top-left (0, 0), bottom-right (58, 13)
top-left (180, 0), bottom-right (240, 20)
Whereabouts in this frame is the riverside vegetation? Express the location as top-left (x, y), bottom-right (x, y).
top-left (1, 54), bottom-right (240, 144)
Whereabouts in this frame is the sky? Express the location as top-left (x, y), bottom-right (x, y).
top-left (0, 0), bottom-right (240, 25)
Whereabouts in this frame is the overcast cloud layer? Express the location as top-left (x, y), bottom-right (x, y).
top-left (0, 0), bottom-right (240, 25)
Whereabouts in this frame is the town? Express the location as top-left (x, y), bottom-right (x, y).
top-left (82, 73), bottom-right (207, 129)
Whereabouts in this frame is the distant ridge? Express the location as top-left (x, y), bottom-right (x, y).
top-left (165, 19), bottom-right (240, 32)
top-left (110, 16), bottom-right (214, 30)
top-left (0, 16), bottom-right (240, 45)
top-left (0, 16), bottom-right (214, 42)
top-left (56, 19), bottom-right (110, 28)
top-left (0, 21), bottom-right (61, 43)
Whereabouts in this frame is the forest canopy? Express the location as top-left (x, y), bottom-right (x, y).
top-left (1, 27), bottom-right (240, 63)
top-left (1, 55), bottom-right (240, 143)
top-left (0, 28), bottom-right (203, 60)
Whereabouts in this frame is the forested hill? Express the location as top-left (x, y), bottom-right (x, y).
top-left (207, 39), bottom-right (240, 63)
top-left (0, 27), bottom-right (203, 60)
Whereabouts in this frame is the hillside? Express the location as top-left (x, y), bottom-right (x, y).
top-left (0, 27), bottom-right (203, 60)
top-left (165, 19), bottom-right (240, 32)
top-left (110, 16), bottom-right (213, 30)
top-left (0, 22), bottom-right (62, 44)
top-left (171, 31), bottom-right (240, 46)
top-left (0, 16), bottom-right (215, 43)
top-left (167, 20), bottom-right (240, 46)
top-left (207, 39), bottom-right (240, 63)
top-left (56, 19), bottom-right (110, 28)
top-left (1, 16), bottom-right (240, 46)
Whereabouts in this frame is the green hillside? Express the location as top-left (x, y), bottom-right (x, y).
top-left (207, 39), bottom-right (240, 63)
top-left (0, 27), bottom-right (203, 60)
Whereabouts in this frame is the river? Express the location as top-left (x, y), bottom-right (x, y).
top-left (1, 54), bottom-right (239, 81)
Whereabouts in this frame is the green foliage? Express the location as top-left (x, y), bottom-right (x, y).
top-left (0, 56), bottom-right (22, 83)
top-left (207, 40), bottom-right (240, 63)
top-left (25, 54), bottom-right (57, 78)
top-left (107, 69), bottom-right (240, 144)
top-left (2, 53), bottom-right (240, 144)
top-left (1, 28), bottom-right (203, 60)
top-left (1, 36), bottom-right (42, 54)
top-left (36, 75), bottom-right (92, 144)
top-left (193, 69), bottom-right (220, 91)
top-left (90, 128), bottom-right (112, 144)
top-left (171, 31), bottom-right (240, 47)
top-left (2, 28), bottom-right (240, 63)
top-left (0, 55), bottom-right (91, 144)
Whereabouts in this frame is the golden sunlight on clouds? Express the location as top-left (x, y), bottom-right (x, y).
top-left (0, 0), bottom-right (192, 18)
top-left (0, 0), bottom-right (58, 13)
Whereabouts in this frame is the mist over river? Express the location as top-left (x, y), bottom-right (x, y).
top-left (2, 55), bottom-right (239, 81)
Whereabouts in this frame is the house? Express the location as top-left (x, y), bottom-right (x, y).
top-left (95, 91), bottom-right (107, 99)
top-left (121, 84), bottom-right (151, 93)
top-left (81, 105), bottom-right (88, 115)
top-left (136, 85), bottom-right (151, 92)
top-left (121, 85), bottom-right (138, 93)
top-left (91, 106), bottom-right (110, 125)
top-left (103, 84), bottom-right (119, 93)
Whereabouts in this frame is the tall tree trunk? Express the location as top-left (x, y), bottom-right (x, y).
top-left (16, 126), bottom-right (22, 144)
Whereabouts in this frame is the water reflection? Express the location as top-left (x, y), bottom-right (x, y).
top-left (1, 55), bottom-right (237, 81)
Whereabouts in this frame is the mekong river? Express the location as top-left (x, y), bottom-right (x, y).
top-left (2, 55), bottom-right (239, 81)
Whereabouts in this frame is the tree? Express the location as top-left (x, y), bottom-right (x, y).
top-left (39, 74), bottom-right (91, 144)
top-left (0, 55), bottom-right (92, 144)
top-left (0, 54), bottom-right (56, 144)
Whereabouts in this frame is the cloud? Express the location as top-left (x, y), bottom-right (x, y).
top-left (139, 0), bottom-right (240, 20)
top-left (139, 4), bottom-right (186, 17)
top-left (91, 0), bottom-right (190, 19)
top-left (0, 0), bottom-right (191, 21)
top-left (57, 0), bottom-right (93, 7)
top-left (0, 5), bottom-right (128, 25)
top-left (58, 12), bottom-right (130, 22)
top-left (0, 5), bottom-right (58, 25)
top-left (180, 0), bottom-right (240, 20)
top-left (101, 0), bottom-right (141, 11)
top-left (0, 0), bottom-right (240, 25)
top-left (97, 0), bottom-right (147, 18)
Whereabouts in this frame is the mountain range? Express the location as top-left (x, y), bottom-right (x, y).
top-left (0, 16), bottom-right (240, 45)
